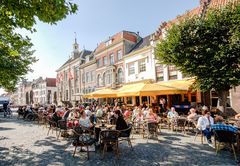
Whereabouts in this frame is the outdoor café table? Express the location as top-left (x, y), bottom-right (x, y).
top-left (95, 124), bottom-right (116, 130)
top-left (95, 124), bottom-right (117, 152)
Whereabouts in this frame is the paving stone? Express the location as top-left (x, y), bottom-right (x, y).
top-left (0, 113), bottom-right (238, 166)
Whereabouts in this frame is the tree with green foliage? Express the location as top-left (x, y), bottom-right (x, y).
top-left (0, 0), bottom-right (78, 91)
top-left (155, 3), bottom-right (240, 113)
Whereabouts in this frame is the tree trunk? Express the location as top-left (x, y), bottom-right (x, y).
top-left (216, 90), bottom-right (229, 114)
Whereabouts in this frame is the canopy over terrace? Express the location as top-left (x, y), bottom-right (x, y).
top-left (84, 79), bottom-right (194, 99)
top-left (157, 79), bottom-right (195, 91)
top-left (84, 88), bottom-right (117, 98)
top-left (116, 82), bottom-right (189, 97)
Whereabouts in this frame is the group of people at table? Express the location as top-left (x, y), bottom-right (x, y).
top-left (19, 102), bottom-right (240, 148)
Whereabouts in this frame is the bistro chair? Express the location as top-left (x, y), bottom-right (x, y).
top-left (118, 124), bottom-right (133, 150)
top-left (175, 117), bottom-right (187, 134)
top-left (193, 121), bottom-right (204, 144)
top-left (71, 126), bottom-right (96, 160)
top-left (213, 130), bottom-right (238, 161)
top-left (57, 120), bottom-right (68, 139)
top-left (47, 117), bottom-right (58, 137)
top-left (100, 130), bottom-right (120, 159)
top-left (145, 122), bottom-right (158, 143)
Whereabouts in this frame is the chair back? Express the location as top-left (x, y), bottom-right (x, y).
top-left (213, 130), bottom-right (237, 143)
top-left (100, 130), bottom-right (120, 142)
top-left (147, 122), bottom-right (158, 133)
top-left (58, 120), bottom-right (67, 130)
top-left (177, 118), bottom-right (187, 127)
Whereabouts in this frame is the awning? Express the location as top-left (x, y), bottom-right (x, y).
top-left (83, 88), bottom-right (117, 98)
top-left (116, 82), bottom-right (189, 97)
top-left (157, 79), bottom-right (195, 91)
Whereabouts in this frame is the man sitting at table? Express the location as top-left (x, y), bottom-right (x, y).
top-left (211, 115), bottom-right (239, 134)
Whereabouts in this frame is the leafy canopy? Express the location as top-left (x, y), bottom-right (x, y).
top-left (155, 3), bottom-right (240, 93)
top-left (0, 0), bottom-right (78, 91)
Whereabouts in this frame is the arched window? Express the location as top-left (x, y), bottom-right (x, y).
top-left (102, 72), bottom-right (106, 86)
top-left (97, 74), bottom-right (101, 87)
top-left (117, 68), bottom-right (123, 84)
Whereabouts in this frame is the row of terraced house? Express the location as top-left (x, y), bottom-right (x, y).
top-left (55, 0), bottom-right (240, 113)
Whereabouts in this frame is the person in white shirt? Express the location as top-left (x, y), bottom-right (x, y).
top-left (79, 110), bottom-right (93, 128)
top-left (167, 107), bottom-right (179, 120)
top-left (84, 106), bottom-right (92, 117)
top-left (96, 105), bottom-right (103, 118)
top-left (197, 108), bottom-right (214, 145)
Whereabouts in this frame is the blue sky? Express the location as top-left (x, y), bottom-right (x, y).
top-left (25, 0), bottom-right (199, 81)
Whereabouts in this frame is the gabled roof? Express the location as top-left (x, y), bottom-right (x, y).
top-left (128, 35), bottom-right (151, 54)
top-left (57, 49), bottom-right (92, 71)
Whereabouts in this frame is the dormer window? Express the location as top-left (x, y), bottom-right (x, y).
top-left (105, 39), bottom-right (112, 46)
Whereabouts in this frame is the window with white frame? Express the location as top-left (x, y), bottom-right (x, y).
top-left (86, 72), bottom-right (90, 83)
top-left (103, 56), bottom-right (108, 65)
top-left (156, 64), bottom-right (164, 81)
top-left (128, 63), bottom-right (135, 75)
top-left (82, 73), bottom-right (85, 83)
top-left (168, 65), bottom-right (177, 80)
top-left (106, 70), bottom-right (112, 84)
top-left (75, 67), bottom-right (79, 80)
top-left (211, 90), bottom-right (231, 108)
top-left (97, 74), bottom-right (101, 87)
top-left (117, 50), bottom-right (122, 61)
top-left (97, 59), bottom-right (101, 67)
top-left (117, 68), bottom-right (123, 84)
top-left (138, 59), bottom-right (146, 72)
top-left (90, 71), bottom-right (94, 82)
top-left (102, 73), bottom-right (106, 86)
top-left (110, 54), bottom-right (114, 65)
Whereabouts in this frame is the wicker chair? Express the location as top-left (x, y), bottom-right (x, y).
top-left (193, 121), bottom-right (204, 144)
top-left (100, 130), bottom-right (120, 159)
top-left (57, 120), bottom-right (68, 139)
top-left (47, 117), bottom-right (58, 137)
top-left (118, 124), bottom-right (133, 150)
top-left (213, 130), bottom-right (238, 161)
top-left (72, 126), bottom-right (96, 159)
top-left (175, 118), bottom-right (187, 134)
top-left (145, 122), bottom-right (158, 142)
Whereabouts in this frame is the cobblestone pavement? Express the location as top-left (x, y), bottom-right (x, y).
top-left (0, 112), bottom-right (238, 166)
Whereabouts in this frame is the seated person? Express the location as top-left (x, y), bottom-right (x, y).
top-left (167, 107), bottom-right (179, 120)
top-left (96, 105), bottom-right (103, 118)
top-left (79, 110), bottom-right (93, 128)
top-left (210, 108), bottom-right (223, 118)
top-left (124, 108), bottom-right (132, 119)
top-left (114, 110), bottom-right (128, 136)
top-left (146, 108), bottom-right (158, 123)
top-left (23, 106), bottom-right (33, 119)
top-left (187, 108), bottom-right (197, 121)
top-left (211, 115), bottom-right (239, 133)
top-left (197, 108), bottom-right (214, 146)
top-left (84, 106), bottom-right (92, 117)
top-left (17, 106), bottom-right (24, 117)
top-left (62, 108), bottom-right (71, 121)
top-left (51, 110), bottom-right (62, 126)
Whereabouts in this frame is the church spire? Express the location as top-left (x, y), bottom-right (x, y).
top-left (72, 32), bottom-right (79, 59)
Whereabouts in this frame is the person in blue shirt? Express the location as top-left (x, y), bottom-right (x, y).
top-left (211, 116), bottom-right (239, 133)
